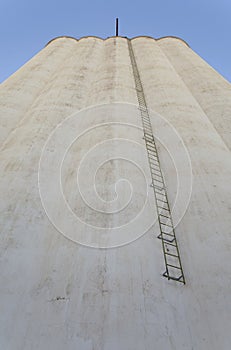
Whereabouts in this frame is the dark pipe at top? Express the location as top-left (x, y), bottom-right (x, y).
top-left (116, 18), bottom-right (119, 36)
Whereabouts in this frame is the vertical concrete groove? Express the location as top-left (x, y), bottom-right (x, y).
top-left (0, 40), bottom-right (77, 146)
top-left (158, 39), bottom-right (231, 151)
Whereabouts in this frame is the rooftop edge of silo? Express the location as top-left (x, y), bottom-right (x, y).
top-left (45, 36), bottom-right (190, 48)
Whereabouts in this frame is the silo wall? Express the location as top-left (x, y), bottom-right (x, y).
top-left (0, 36), bottom-right (231, 350)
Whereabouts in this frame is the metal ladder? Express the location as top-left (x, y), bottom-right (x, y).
top-left (127, 39), bottom-right (185, 284)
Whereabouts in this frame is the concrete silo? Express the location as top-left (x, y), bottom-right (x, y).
top-left (0, 35), bottom-right (231, 350)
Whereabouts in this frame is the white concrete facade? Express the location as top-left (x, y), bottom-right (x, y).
top-left (0, 36), bottom-right (231, 350)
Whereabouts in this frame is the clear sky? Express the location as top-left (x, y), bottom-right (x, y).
top-left (0, 0), bottom-right (230, 83)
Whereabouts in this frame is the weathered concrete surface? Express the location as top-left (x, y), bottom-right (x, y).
top-left (0, 36), bottom-right (231, 350)
top-left (158, 37), bottom-right (231, 150)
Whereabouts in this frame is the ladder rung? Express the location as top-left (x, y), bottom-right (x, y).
top-left (157, 200), bottom-right (168, 205)
top-left (143, 132), bottom-right (152, 137)
top-left (148, 153), bottom-right (158, 159)
top-left (153, 176), bottom-right (164, 182)
top-left (153, 183), bottom-right (165, 190)
top-left (155, 190), bottom-right (166, 197)
top-left (149, 154), bottom-right (158, 160)
top-left (146, 143), bottom-right (157, 150)
top-left (158, 208), bottom-right (170, 214)
top-left (145, 140), bottom-right (155, 145)
top-left (159, 213), bottom-right (171, 219)
top-left (143, 126), bottom-right (152, 131)
top-left (165, 252), bottom-right (179, 258)
top-left (144, 132), bottom-right (153, 137)
top-left (153, 178), bottom-right (164, 184)
top-left (147, 148), bottom-right (157, 154)
top-left (155, 186), bottom-right (165, 191)
top-left (157, 200), bottom-right (168, 206)
top-left (158, 230), bottom-right (175, 238)
top-left (163, 272), bottom-right (184, 283)
top-left (156, 194), bottom-right (167, 201)
top-left (145, 137), bottom-right (155, 143)
top-left (145, 138), bottom-right (155, 144)
top-left (148, 150), bottom-right (158, 156)
top-left (150, 166), bottom-right (161, 173)
top-left (143, 126), bottom-right (152, 132)
top-left (157, 205), bottom-right (169, 212)
top-left (163, 241), bottom-right (176, 247)
top-left (153, 186), bottom-right (165, 193)
top-left (151, 173), bottom-right (163, 180)
top-left (149, 154), bottom-right (159, 160)
top-left (149, 156), bottom-right (158, 163)
top-left (149, 156), bottom-right (158, 162)
top-left (146, 144), bottom-right (156, 151)
top-left (162, 230), bottom-right (174, 236)
top-left (158, 236), bottom-right (175, 243)
top-left (149, 158), bottom-right (159, 163)
top-left (152, 170), bottom-right (163, 176)
top-left (166, 264), bottom-right (181, 270)
top-left (145, 140), bottom-right (155, 146)
top-left (151, 170), bottom-right (162, 177)
top-left (142, 118), bottom-right (150, 123)
top-left (158, 233), bottom-right (174, 239)
top-left (154, 184), bottom-right (165, 190)
top-left (150, 162), bottom-right (160, 168)
top-left (155, 185), bottom-right (165, 191)
top-left (160, 221), bottom-right (173, 228)
top-left (144, 136), bottom-right (154, 141)
top-left (150, 162), bottom-right (160, 169)
top-left (158, 231), bottom-right (174, 238)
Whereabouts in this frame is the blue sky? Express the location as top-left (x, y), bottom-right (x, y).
top-left (0, 0), bottom-right (230, 83)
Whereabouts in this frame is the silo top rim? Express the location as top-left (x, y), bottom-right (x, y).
top-left (45, 35), bottom-right (190, 48)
